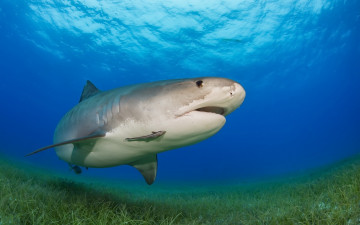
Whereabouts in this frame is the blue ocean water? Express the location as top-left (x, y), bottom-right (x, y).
top-left (0, 0), bottom-right (359, 184)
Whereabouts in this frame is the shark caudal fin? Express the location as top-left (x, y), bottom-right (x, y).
top-left (25, 130), bottom-right (106, 157)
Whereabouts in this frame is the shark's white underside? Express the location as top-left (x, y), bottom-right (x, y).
top-left (57, 110), bottom-right (226, 167)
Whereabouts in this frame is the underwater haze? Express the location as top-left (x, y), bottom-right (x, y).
top-left (0, 0), bottom-right (360, 184)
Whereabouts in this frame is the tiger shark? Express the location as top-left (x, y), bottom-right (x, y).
top-left (26, 77), bottom-right (245, 185)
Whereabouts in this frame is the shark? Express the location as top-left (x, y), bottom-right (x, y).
top-left (26, 77), bottom-right (246, 185)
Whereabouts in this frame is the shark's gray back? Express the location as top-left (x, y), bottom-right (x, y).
top-left (53, 79), bottom-right (186, 145)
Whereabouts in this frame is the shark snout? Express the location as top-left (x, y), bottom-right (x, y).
top-left (233, 82), bottom-right (246, 104)
top-left (222, 82), bottom-right (245, 116)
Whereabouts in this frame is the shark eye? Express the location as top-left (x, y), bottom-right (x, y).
top-left (196, 80), bottom-right (203, 88)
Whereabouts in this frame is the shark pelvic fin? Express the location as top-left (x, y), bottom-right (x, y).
top-left (129, 154), bottom-right (158, 185)
top-left (125, 131), bottom-right (166, 142)
top-left (79, 80), bottom-right (101, 102)
top-left (25, 130), bottom-right (106, 157)
top-left (68, 163), bottom-right (82, 174)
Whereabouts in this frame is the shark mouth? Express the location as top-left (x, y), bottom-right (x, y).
top-left (177, 103), bottom-right (228, 118)
top-left (195, 106), bottom-right (225, 115)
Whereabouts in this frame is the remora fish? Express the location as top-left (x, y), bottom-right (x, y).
top-left (26, 77), bottom-right (246, 184)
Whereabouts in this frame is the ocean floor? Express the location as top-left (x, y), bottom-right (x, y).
top-left (0, 154), bottom-right (360, 225)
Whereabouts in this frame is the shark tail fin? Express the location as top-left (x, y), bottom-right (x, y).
top-left (25, 130), bottom-right (106, 157)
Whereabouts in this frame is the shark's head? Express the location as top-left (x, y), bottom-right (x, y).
top-left (172, 77), bottom-right (245, 117)
top-left (120, 77), bottom-right (245, 149)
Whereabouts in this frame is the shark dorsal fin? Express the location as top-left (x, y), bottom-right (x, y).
top-left (79, 80), bottom-right (101, 102)
top-left (129, 154), bottom-right (158, 185)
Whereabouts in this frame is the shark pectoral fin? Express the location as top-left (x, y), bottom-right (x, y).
top-left (125, 131), bottom-right (166, 142)
top-left (25, 130), bottom-right (106, 157)
top-left (129, 154), bottom-right (158, 185)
